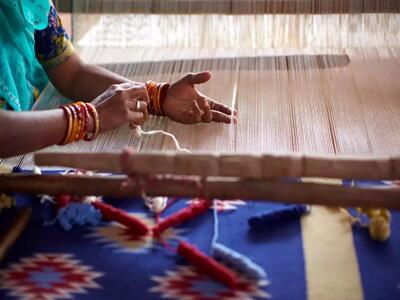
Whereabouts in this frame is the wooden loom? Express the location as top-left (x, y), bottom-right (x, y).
top-left (1, 0), bottom-right (400, 259)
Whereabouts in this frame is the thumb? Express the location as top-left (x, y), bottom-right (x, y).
top-left (185, 71), bottom-right (211, 85)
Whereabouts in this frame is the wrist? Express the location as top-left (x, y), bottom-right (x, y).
top-left (145, 81), bottom-right (170, 116)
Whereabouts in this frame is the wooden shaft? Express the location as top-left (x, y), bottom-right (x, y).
top-left (0, 207), bottom-right (32, 262)
top-left (35, 152), bottom-right (400, 180)
top-left (1, 174), bottom-right (399, 209)
top-left (54, 0), bottom-right (400, 14)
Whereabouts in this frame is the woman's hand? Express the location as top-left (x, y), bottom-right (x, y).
top-left (91, 82), bottom-right (149, 133)
top-left (163, 72), bottom-right (234, 124)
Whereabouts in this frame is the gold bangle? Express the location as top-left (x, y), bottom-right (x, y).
top-left (69, 104), bottom-right (81, 143)
top-left (72, 103), bottom-right (86, 141)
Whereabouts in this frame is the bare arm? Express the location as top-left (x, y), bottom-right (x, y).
top-left (0, 109), bottom-right (66, 158)
top-left (45, 53), bottom-right (131, 101)
top-left (45, 52), bottom-right (233, 124)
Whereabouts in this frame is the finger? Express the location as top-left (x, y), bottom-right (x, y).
top-left (209, 99), bottom-right (233, 116)
top-left (197, 97), bottom-right (212, 123)
top-left (136, 100), bottom-right (148, 121)
top-left (123, 86), bottom-right (150, 103)
top-left (127, 111), bottom-right (145, 126)
top-left (185, 71), bottom-right (211, 86)
top-left (211, 110), bottom-right (232, 124)
top-left (126, 99), bottom-right (149, 119)
top-left (192, 100), bottom-right (203, 118)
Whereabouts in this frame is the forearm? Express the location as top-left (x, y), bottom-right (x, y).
top-left (0, 109), bottom-right (67, 158)
top-left (47, 54), bottom-right (132, 101)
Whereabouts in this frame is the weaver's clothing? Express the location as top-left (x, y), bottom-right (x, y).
top-left (0, 1), bottom-right (73, 111)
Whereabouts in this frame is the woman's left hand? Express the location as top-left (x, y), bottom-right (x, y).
top-left (162, 72), bottom-right (235, 124)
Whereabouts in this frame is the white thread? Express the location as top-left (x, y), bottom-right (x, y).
top-left (133, 125), bottom-right (191, 153)
top-left (145, 196), bottom-right (168, 213)
top-left (40, 195), bottom-right (55, 204)
top-left (32, 166), bottom-right (42, 175)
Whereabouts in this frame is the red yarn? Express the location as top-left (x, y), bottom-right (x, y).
top-left (56, 195), bottom-right (71, 210)
top-left (178, 241), bottom-right (238, 288)
top-left (92, 201), bottom-right (149, 236)
top-left (152, 200), bottom-right (212, 237)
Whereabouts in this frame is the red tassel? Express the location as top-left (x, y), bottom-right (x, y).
top-left (92, 201), bottom-right (149, 236)
top-left (56, 195), bottom-right (71, 210)
top-left (153, 200), bottom-right (211, 237)
top-left (178, 241), bottom-right (238, 289)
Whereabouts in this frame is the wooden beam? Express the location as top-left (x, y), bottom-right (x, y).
top-left (1, 174), bottom-right (400, 209)
top-left (53, 0), bottom-right (400, 14)
top-left (35, 152), bottom-right (400, 180)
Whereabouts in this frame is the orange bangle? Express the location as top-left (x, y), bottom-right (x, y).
top-left (71, 104), bottom-right (84, 142)
top-left (77, 102), bottom-right (89, 140)
top-left (146, 80), bottom-right (159, 115)
top-left (70, 104), bottom-right (82, 143)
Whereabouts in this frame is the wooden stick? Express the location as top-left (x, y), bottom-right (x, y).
top-left (54, 0), bottom-right (400, 14)
top-left (1, 174), bottom-right (399, 209)
top-left (0, 207), bottom-right (32, 262)
top-left (35, 152), bottom-right (400, 180)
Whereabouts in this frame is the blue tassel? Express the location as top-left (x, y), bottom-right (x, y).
top-left (12, 166), bottom-right (22, 173)
top-left (212, 242), bottom-right (267, 280)
top-left (248, 204), bottom-right (308, 230)
top-left (57, 203), bottom-right (102, 230)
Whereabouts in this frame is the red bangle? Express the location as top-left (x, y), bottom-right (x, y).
top-left (84, 103), bottom-right (99, 141)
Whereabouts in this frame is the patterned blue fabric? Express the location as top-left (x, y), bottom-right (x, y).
top-left (350, 180), bottom-right (400, 300)
top-left (1, 173), bottom-right (399, 299)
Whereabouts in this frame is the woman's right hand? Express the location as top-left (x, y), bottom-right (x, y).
top-left (90, 82), bottom-right (150, 133)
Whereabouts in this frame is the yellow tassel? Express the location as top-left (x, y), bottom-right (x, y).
top-left (357, 208), bottom-right (391, 242)
top-left (0, 193), bottom-right (16, 214)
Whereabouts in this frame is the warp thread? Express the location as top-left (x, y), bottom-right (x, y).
top-left (56, 202), bottom-right (102, 231)
top-left (153, 199), bottom-right (212, 237)
top-left (92, 201), bottom-right (150, 236)
top-left (211, 199), bottom-right (267, 280)
top-left (248, 204), bottom-right (309, 230)
top-left (177, 240), bottom-right (238, 289)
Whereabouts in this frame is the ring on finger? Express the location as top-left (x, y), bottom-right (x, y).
top-left (135, 100), bottom-right (141, 111)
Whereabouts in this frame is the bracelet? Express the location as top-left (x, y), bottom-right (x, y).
top-left (145, 81), bottom-right (170, 116)
top-left (58, 102), bottom-right (100, 145)
top-left (84, 103), bottom-right (100, 142)
top-left (60, 106), bottom-right (73, 145)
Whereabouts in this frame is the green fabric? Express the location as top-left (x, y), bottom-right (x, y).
top-left (0, 0), bottom-right (51, 111)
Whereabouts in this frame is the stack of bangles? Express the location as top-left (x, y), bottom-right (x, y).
top-left (146, 81), bottom-right (170, 116)
top-left (59, 101), bottom-right (99, 145)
